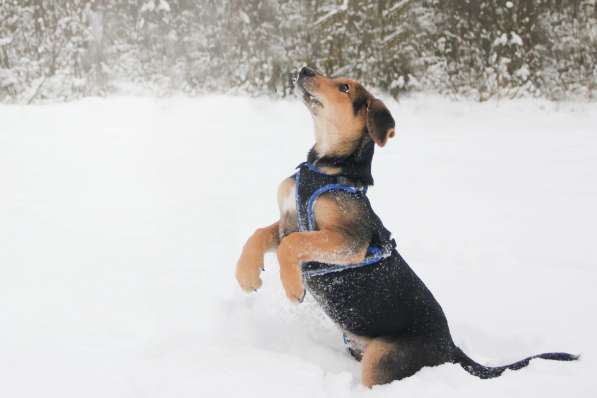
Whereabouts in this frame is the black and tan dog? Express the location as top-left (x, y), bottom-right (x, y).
top-left (235, 66), bottom-right (578, 387)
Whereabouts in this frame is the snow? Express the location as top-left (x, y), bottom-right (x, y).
top-left (1, 95), bottom-right (596, 397)
top-left (158, 0), bottom-right (170, 12)
top-left (382, 29), bottom-right (404, 44)
top-left (493, 33), bottom-right (508, 47)
top-left (314, 0), bottom-right (348, 27)
top-left (140, 1), bottom-right (155, 13)
top-left (384, 0), bottom-right (412, 17)
top-left (0, 67), bottom-right (17, 87)
top-left (239, 10), bottom-right (251, 25)
top-left (510, 32), bottom-right (523, 46)
top-left (514, 64), bottom-right (530, 80)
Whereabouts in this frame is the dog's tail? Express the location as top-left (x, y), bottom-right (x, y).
top-left (453, 346), bottom-right (579, 379)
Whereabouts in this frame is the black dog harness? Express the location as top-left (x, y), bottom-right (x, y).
top-left (294, 162), bottom-right (449, 340)
top-left (295, 162), bottom-right (396, 277)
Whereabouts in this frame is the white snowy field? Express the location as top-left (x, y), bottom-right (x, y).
top-left (1, 95), bottom-right (596, 398)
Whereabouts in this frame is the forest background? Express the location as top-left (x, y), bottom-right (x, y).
top-left (1, 0), bottom-right (595, 103)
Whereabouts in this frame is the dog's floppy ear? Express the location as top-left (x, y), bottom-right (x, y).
top-left (367, 98), bottom-right (395, 147)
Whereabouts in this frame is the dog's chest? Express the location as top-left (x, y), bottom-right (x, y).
top-left (277, 176), bottom-right (298, 237)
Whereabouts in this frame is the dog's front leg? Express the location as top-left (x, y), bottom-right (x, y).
top-left (277, 230), bottom-right (367, 303)
top-left (236, 221), bottom-right (280, 292)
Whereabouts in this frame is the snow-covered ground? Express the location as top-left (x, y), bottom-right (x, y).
top-left (1, 95), bottom-right (596, 397)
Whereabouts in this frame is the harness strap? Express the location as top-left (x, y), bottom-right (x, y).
top-left (302, 248), bottom-right (389, 278)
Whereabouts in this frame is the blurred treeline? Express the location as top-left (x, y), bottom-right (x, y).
top-left (0, 0), bottom-right (595, 103)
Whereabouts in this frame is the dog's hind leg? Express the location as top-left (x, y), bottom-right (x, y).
top-left (361, 335), bottom-right (452, 387)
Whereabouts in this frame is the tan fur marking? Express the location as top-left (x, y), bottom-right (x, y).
top-left (361, 338), bottom-right (397, 388)
top-left (235, 222), bottom-right (280, 292)
top-left (317, 165), bottom-right (342, 175)
top-left (312, 196), bottom-right (344, 230)
top-left (277, 177), bottom-right (298, 237)
top-left (277, 177), bottom-right (296, 214)
top-left (313, 195), bottom-right (364, 232)
top-left (307, 77), bottom-right (368, 157)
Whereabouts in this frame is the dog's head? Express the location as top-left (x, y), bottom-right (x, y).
top-left (296, 66), bottom-right (395, 157)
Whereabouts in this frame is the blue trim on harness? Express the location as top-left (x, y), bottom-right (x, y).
top-left (295, 163), bottom-right (390, 277)
top-left (301, 248), bottom-right (389, 277)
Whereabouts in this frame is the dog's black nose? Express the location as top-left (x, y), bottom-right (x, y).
top-left (300, 66), bottom-right (316, 78)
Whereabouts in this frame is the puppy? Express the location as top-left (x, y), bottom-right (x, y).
top-left (235, 66), bottom-right (578, 387)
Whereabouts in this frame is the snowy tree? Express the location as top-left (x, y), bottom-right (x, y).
top-left (0, 0), bottom-right (594, 102)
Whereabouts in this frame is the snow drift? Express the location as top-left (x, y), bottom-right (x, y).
top-left (1, 95), bottom-right (595, 397)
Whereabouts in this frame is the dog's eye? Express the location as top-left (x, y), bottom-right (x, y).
top-left (339, 84), bottom-right (350, 94)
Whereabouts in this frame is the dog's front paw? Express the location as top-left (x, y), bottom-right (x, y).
top-left (280, 267), bottom-right (305, 303)
top-left (235, 255), bottom-right (264, 292)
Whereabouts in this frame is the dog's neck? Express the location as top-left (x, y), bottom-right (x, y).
top-left (307, 135), bottom-right (375, 186)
